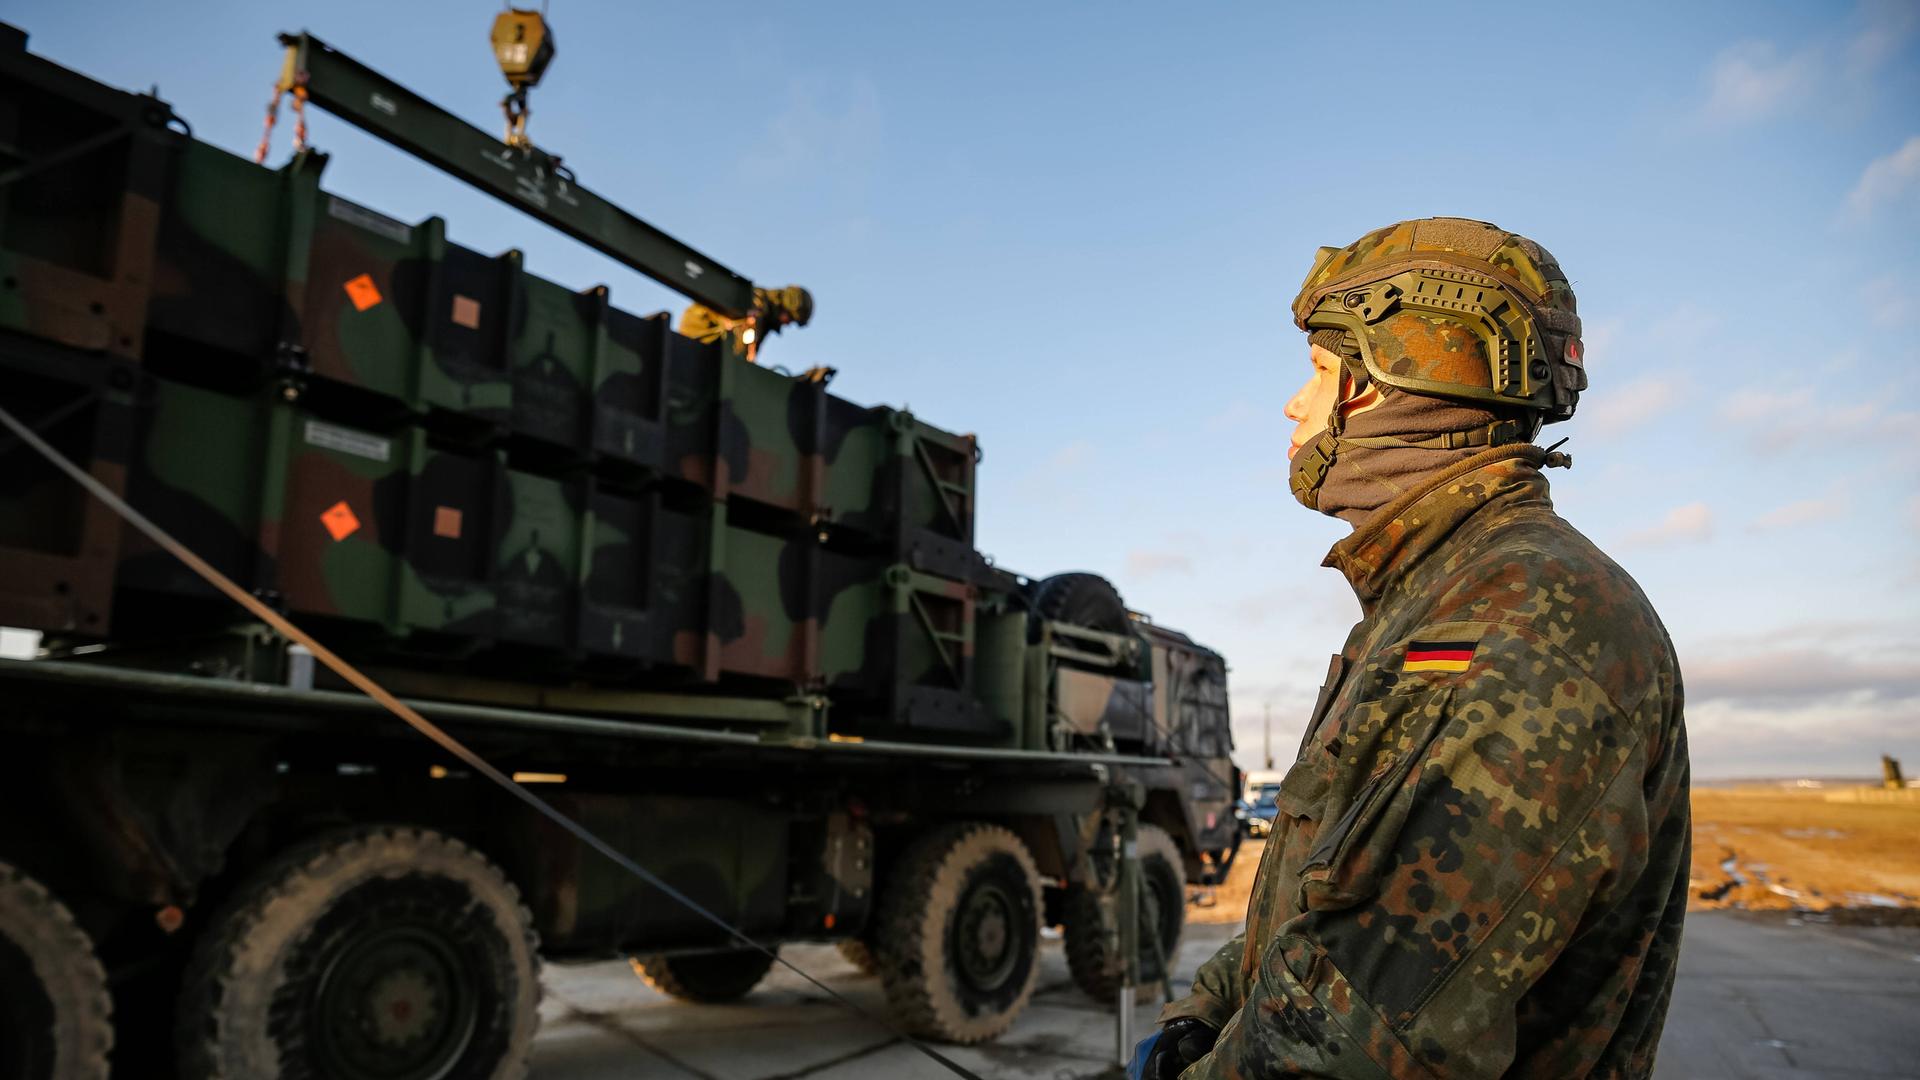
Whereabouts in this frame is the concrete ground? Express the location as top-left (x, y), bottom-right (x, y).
top-left (1653, 912), bottom-right (1920, 1079)
top-left (530, 924), bottom-right (1221, 1080)
top-left (529, 913), bottom-right (1920, 1079)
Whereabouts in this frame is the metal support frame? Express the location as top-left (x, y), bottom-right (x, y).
top-left (1108, 777), bottom-right (1147, 1066)
top-left (274, 32), bottom-right (756, 317)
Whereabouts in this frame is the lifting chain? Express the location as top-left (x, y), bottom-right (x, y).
top-left (252, 74), bottom-right (308, 165)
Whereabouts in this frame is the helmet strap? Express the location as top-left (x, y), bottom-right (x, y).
top-left (1288, 372), bottom-right (1361, 510)
top-left (1337, 415), bottom-right (1539, 452)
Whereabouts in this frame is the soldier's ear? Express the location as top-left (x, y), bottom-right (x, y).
top-left (1339, 379), bottom-right (1383, 419)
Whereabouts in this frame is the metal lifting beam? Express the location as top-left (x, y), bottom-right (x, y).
top-left (276, 31), bottom-right (755, 317)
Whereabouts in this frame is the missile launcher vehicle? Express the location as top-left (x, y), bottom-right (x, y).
top-left (0, 22), bottom-right (1239, 1078)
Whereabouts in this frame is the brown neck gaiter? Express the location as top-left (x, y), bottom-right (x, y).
top-left (1317, 389), bottom-right (1524, 529)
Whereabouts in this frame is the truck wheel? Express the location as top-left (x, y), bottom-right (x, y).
top-left (1031, 572), bottom-right (1131, 636)
top-left (176, 827), bottom-right (540, 1080)
top-left (835, 938), bottom-right (881, 976)
top-left (0, 863), bottom-right (112, 1080)
top-left (631, 948), bottom-right (775, 1002)
top-left (874, 823), bottom-right (1042, 1043)
top-left (1063, 824), bottom-right (1186, 1003)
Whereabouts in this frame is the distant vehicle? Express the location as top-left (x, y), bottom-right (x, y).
top-left (1244, 790), bottom-right (1281, 837)
top-left (1241, 770), bottom-right (1285, 837)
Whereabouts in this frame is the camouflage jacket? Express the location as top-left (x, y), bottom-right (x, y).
top-left (1163, 445), bottom-right (1690, 1079)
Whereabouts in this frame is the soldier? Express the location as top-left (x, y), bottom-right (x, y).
top-left (1134, 218), bottom-right (1690, 1079)
top-left (678, 284), bottom-right (814, 362)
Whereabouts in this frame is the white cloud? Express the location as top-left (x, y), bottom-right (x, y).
top-left (1698, 40), bottom-right (1818, 125)
top-left (741, 77), bottom-right (883, 187)
top-left (1039, 439), bottom-right (1093, 473)
top-left (1694, 5), bottom-right (1917, 133)
top-left (1125, 549), bottom-right (1194, 579)
top-left (1865, 274), bottom-right (1917, 327)
top-left (1643, 304), bottom-right (1721, 344)
top-left (1624, 502), bottom-right (1713, 547)
top-left (1845, 0), bottom-right (1920, 75)
top-left (1747, 491), bottom-right (1849, 532)
top-left (1685, 691), bottom-right (1920, 778)
top-left (1719, 386), bottom-right (1811, 424)
top-left (1845, 134), bottom-right (1920, 220)
top-left (1686, 648), bottom-right (1920, 704)
top-left (1718, 382), bottom-right (1920, 459)
top-left (1583, 375), bottom-right (1683, 437)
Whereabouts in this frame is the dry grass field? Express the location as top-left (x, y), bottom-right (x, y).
top-left (1688, 785), bottom-right (1920, 914)
top-left (1188, 785), bottom-right (1920, 924)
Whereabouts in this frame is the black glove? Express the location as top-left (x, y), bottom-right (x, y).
top-left (1144, 1017), bottom-right (1218, 1080)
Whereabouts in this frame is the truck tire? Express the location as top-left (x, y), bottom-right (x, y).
top-left (0, 863), bottom-right (112, 1080)
top-left (631, 948), bottom-right (776, 1002)
top-left (176, 827), bottom-right (540, 1080)
top-left (1062, 824), bottom-right (1186, 1003)
top-left (835, 938), bottom-right (880, 976)
top-left (874, 823), bottom-right (1042, 1043)
top-left (1032, 572), bottom-right (1130, 636)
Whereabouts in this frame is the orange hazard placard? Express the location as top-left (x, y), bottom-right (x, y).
top-left (433, 506), bottom-right (463, 539)
top-left (343, 273), bottom-right (383, 312)
top-left (321, 500), bottom-right (361, 541)
top-left (450, 295), bottom-right (482, 329)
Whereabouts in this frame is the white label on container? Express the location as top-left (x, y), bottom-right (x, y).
top-left (327, 197), bottom-right (412, 245)
top-left (304, 420), bottom-right (391, 463)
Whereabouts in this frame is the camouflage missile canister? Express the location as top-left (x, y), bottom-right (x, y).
top-left (0, 45), bottom-right (980, 546)
top-left (107, 380), bottom-right (982, 708)
top-left (145, 140), bottom-right (284, 370)
top-left (293, 194), bottom-right (514, 432)
top-left (0, 35), bottom-right (1022, 742)
top-left (0, 27), bottom-right (168, 362)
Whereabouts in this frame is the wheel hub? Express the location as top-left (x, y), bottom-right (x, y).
top-left (954, 882), bottom-right (1020, 991)
top-left (313, 922), bottom-right (476, 1080)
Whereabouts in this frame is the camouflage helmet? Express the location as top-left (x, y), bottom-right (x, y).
top-left (1292, 217), bottom-right (1586, 425)
top-left (757, 285), bottom-right (814, 328)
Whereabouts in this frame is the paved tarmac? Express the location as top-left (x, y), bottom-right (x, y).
top-left (529, 912), bottom-right (1920, 1079)
top-left (1653, 912), bottom-right (1920, 1079)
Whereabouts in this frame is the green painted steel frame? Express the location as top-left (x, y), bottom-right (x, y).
top-left (276, 32), bottom-right (755, 318)
top-left (0, 658), bottom-right (1174, 769)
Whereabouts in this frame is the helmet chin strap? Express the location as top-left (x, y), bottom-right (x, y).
top-left (1288, 374), bottom-right (1360, 511)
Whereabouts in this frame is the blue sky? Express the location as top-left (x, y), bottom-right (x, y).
top-left (15, 0), bottom-right (1919, 777)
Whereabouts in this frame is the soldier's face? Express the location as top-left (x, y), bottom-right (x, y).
top-left (1286, 344), bottom-right (1383, 460)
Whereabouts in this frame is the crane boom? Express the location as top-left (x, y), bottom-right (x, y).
top-left (276, 31), bottom-right (756, 317)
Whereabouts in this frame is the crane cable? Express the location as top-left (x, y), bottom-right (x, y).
top-left (0, 400), bottom-right (994, 1080)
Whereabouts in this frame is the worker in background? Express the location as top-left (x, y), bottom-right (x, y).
top-left (679, 285), bottom-right (814, 362)
top-left (1134, 217), bottom-right (1690, 1079)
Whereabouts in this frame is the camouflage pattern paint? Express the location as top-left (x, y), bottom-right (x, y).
top-left (0, 44), bottom-right (1240, 795)
top-left (1162, 447), bottom-right (1689, 1080)
top-left (296, 198), bottom-right (514, 427)
top-left (146, 140), bottom-right (284, 366)
top-left (0, 37), bottom-right (169, 363)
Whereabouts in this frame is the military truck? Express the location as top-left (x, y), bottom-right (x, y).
top-left (0, 23), bottom-right (1238, 1078)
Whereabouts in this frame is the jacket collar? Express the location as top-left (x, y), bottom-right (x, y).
top-left (1323, 445), bottom-right (1552, 606)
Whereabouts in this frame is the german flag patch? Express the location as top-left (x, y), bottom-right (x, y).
top-left (1404, 640), bottom-right (1475, 674)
